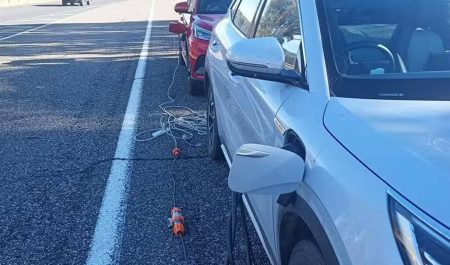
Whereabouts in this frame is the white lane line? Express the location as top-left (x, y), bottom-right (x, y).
top-left (0, 6), bottom-right (101, 41)
top-left (1, 9), bottom-right (79, 25)
top-left (85, 0), bottom-right (155, 264)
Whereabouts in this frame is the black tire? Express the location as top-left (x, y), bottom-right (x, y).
top-left (179, 50), bottom-right (185, 66)
top-left (178, 37), bottom-right (186, 66)
top-left (185, 47), bottom-right (204, 96)
top-left (87, 0), bottom-right (90, 5)
top-left (188, 74), bottom-right (204, 96)
top-left (207, 84), bottom-right (223, 160)
top-left (79, 0), bottom-right (84, 6)
top-left (288, 240), bottom-right (326, 265)
top-left (62, 0), bottom-right (67, 5)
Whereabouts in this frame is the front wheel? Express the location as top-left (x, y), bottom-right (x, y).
top-left (288, 240), bottom-right (326, 265)
top-left (207, 84), bottom-right (223, 160)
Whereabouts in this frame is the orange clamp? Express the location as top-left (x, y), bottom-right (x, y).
top-left (170, 207), bottom-right (185, 236)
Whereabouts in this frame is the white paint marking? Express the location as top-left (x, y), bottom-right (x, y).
top-left (2, 9), bottom-right (79, 25)
top-left (0, 6), bottom-right (101, 41)
top-left (85, 0), bottom-right (155, 264)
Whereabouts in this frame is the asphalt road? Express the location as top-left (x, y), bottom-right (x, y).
top-left (0, 0), bottom-right (270, 264)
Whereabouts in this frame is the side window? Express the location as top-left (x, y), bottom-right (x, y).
top-left (255, 0), bottom-right (302, 71)
top-left (230, 0), bottom-right (241, 19)
top-left (189, 0), bottom-right (196, 12)
top-left (233, 0), bottom-right (261, 37)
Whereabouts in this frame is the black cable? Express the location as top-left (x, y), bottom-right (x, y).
top-left (225, 191), bottom-right (238, 265)
top-left (231, 192), bottom-right (238, 249)
top-left (240, 202), bottom-right (254, 265)
top-left (179, 235), bottom-right (189, 263)
top-left (225, 212), bottom-right (234, 265)
top-left (171, 158), bottom-right (176, 207)
top-left (225, 192), bottom-right (253, 265)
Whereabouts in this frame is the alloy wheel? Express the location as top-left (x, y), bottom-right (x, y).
top-left (207, 87), bottom-right (216, 150)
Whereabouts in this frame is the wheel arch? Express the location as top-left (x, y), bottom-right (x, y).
top-left (284, 130), bottom-right (306, 160)
top-left (278, 132), bottom-right (340, 265)
top-left (278, 195), bottom-right (340, 265)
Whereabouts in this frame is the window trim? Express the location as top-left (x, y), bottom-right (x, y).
top-left (230, 0), bottom-right (241, 19)
top-left (231, 0), bottom-right (264, 38)
top-left (251, 0), bottom-right (309, 87)
top-left (249, 0), bottom-right (267, 38)
top-left (297, 1), bottom-right (308, 79)
top-left (250, 0), bottom-right (266, 38)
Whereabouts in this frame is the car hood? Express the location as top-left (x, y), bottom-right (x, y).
top-left (192, 14), bottom-right (224, 31)
top-left (324, 97), bottom-right (450, 228)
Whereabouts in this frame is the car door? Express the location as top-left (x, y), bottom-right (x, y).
top-left (211, 0), bottom-right (305, 259)
top-left (242, 0), bottom-right (305, 259)
top-left (208, 0), bottom-right (263, 155)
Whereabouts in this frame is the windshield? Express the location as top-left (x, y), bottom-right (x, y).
top-left (198, 0), bottom-right (232, 14)
top-left (319, 0), bottom-right (450, 100)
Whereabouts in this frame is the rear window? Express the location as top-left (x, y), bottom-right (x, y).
top-left (198, 0), bottom-right (233, 14)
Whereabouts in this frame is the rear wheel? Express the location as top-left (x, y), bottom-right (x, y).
top-left (186, 54), bottom-right (203, 96)
top-left (79, 0), bottom-right (84, 6)
top-left (207, 83), bottom-right (223, 160)
top-left (187, 74), bottom-right (203, 96)
top-left (288, 240), bottom-right (326, 265)
top-left (178, 37), bottom-right (186, 66)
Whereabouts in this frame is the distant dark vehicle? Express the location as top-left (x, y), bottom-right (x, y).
top-left (62, 0), bottom-right (90, 6)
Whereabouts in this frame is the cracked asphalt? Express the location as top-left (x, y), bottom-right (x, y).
top-left (0, 0), bottom-right (270, 264)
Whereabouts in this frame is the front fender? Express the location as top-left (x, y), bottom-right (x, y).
top-left (277, 183), bottom-right (350, 265)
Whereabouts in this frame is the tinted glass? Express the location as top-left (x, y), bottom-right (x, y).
top-left (233, 0), bottom-right (261, 36)
top-left (325, 0), bottom-right (450, 76)
top-left (255, 0), bottom-right (301, 70)
top-left (320, 0), bottom-right (450, 100)
top-left (198, 0), bottom-right (233, 14)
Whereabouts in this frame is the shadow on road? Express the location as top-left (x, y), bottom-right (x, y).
top-left (32, 4), bottom-right (80, 7)
top-left (0, 18), bottom-right (269, 265)
top-left (0, 19), bottom-right (174, 265)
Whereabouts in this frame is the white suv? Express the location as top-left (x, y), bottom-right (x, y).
top-left (205, 0), bottom-right (450, 264)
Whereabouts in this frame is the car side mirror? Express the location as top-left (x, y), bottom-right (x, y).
top-left (169, 22), bottom-right (187, 34)
top-left (225, 37), bottom-right (305, 86)
top-left (228, 144), bottom-right (305, 195)
top-left (174, 1), bottom-right (189, 13)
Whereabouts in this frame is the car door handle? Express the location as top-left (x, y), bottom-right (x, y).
top-left (210, 41), bottom-right (221, 52)
top-left (228, 71), bottom-right (241, 85)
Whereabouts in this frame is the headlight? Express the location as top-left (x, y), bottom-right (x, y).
top-left (193, 24), bottom-right (211, 41)
top-left (389, 197), bottom-right (450, 265)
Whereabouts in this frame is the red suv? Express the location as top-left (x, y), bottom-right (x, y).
top-left (170, 0), bottom-right (232, 95)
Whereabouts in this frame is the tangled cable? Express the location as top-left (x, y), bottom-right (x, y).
top-left (134, 47), bottom-right (207, 148)
top-left (134, 37), bottom-right (207, 265)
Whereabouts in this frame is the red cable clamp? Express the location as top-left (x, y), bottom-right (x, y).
top-left (172, 147), bottom-right (182, 158)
